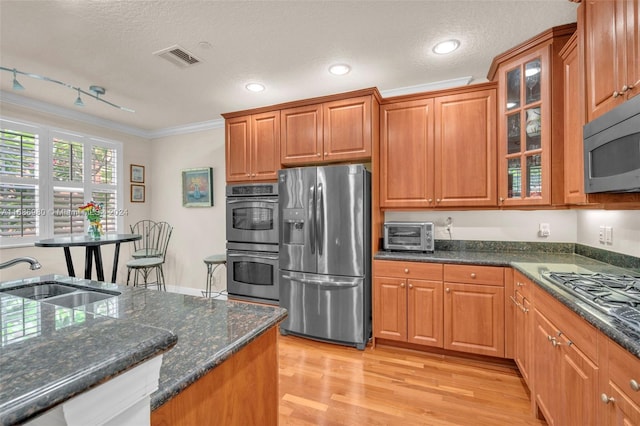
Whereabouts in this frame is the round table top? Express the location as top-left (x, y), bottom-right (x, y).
top-left (204, 254), bottom-right (226, 264)
top-left (35, 233), bottom-right (142, 247)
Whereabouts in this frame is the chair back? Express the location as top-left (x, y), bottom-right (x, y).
top-left (154, 221), bottom-right (173, 261)
top-left (130, 219), bottom-right (168, 258)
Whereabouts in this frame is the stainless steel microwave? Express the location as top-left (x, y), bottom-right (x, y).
top-left (584, 95), bottom-right (640, 193)
top-left (383, 222), bottom-right (434, 252)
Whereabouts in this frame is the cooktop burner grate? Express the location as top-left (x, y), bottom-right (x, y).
top-left (542, 271), bottom-right (640, 332)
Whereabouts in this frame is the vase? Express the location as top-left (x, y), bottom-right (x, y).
top-left (526, 109), bottom-right (541, 137)
top-left (87, 222), bottom-right (102, 239)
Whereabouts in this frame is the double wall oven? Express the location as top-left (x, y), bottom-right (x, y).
top-left (226, 183), bottom-right (279, 304)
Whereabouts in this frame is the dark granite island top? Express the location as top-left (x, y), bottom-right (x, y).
top-left (0, 274), bottom-right (287, 425)
top-left (375, 248), bottom-right (640, 359)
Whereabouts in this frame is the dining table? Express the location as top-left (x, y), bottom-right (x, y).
top-left (35, 234), bottom-right (142, 283)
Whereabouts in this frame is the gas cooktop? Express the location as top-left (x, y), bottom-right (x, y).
top-left (542, 272), bottom-right (640, 332)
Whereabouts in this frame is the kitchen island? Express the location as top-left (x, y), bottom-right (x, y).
top-left (0, 275), bottom-right (287, 425)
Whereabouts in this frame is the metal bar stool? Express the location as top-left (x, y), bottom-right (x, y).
top-left (202, 254), bottom-right (226, 298)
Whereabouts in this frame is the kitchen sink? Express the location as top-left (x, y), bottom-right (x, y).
top-left (0, 281), bottom-right (120, 308)
top-left (44, 291), bottom-right (116, 308)
top-left (1, 282), bottom-right (79, 300)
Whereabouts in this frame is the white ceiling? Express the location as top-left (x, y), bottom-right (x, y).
top-left (0, 0), bottom-right (578, 135)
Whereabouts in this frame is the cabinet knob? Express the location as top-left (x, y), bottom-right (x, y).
top-left (600, 393), bottom-right (615, 404)
top-left (428, 198), bottom-right (433, 203)
top-left (631, 379), bottom-right (640, 392)
top-left (324, 152), bottom-right (328, 156)
top-left (409, 284), bottom-right (413, 289)
top-left (630, 80), bottom-right (640, 89)
top-left (470, 273), bottom-right (476, 279)
top-left (246, 173), bottom-right (250, 176)
top-left (499, 197), bottom-right (504, 203)
top-left (613, 90), bottom-right (620, 98)
top-left (251, 173), bottom-right (256, 177)
top-left (404, 268), bottom-right (409, 274)
top-left (621, 85), bottom-right (629, 94)
top-left (316, 153), bottom-right (321, 157)
top-left (445, 288), bottom-right (450, 293)
top-left (516, 281), bottom-right (525, 287)
top-left (400, 283), bottom-right (405, 288)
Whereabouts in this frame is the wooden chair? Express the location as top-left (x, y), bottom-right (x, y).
top-left (126, 222), bottom-right (173, 290)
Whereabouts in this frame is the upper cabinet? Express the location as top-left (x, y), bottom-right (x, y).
top-left (224, 111), bottom-right (280, 183)
top-left (280, 94), bottom-right (378, 166)
top-left (585, 0), bottom-right (639, 121)
top-left (379, 83), bottom-right (497, 209)
top-left (489, 24), bottom-right (575, 207)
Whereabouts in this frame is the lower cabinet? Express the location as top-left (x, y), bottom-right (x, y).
top-left (373, 260), bottom-right (443, 347)
top-left (599, 334), bottom-right (640, 425)
top-left (443, 265), bottom-right (505, 357)
top-left (532, 285), bottom-right (599, 426)
top-left (511, 271), bottom-right (534, 387)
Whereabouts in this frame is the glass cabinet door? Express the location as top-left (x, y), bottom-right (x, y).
top-left (502, 57), bottom-right (544, 203)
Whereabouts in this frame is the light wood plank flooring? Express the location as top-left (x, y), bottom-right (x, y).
top-left (278, 335), bottom-right (546, 425)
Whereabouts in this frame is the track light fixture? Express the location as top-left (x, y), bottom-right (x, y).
top-left (1, 66), bottom-right (134, 112)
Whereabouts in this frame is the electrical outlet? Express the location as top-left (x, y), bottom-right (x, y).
top-left (599, 226), bottom-right (605, 244)
top-left (538, 223), bottom-right (550, 238)
top-left (605, 226), bottom-right (613, 244)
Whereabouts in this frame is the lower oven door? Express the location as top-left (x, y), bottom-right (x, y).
top-left (227, 249), bottom-right (279, 303)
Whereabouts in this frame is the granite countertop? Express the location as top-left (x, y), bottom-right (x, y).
top-left (375, 249), bottom-right (640, 359)
top-left (0, 275), bottom-right (287, 425)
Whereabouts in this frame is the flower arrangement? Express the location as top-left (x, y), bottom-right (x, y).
top-left (78, 201), bottom-right (103, 239)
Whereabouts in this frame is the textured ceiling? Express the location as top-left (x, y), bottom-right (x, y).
top-left (0, 0), bottom-right (578, 133)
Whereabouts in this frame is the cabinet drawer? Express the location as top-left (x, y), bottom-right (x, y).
top-left (444, 264), bottom-right (504, 286)
top-left (373, 260), bottom-right (442, 280)
top-left (534, 285), bottom-right (598, 362)
top-left (608, 339), bottom-right (640, 406)
top-left (513, 270), bottom-right (534, 299)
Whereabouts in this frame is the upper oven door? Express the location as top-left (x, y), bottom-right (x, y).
top-left (226, 197), bottom-right (279, 244)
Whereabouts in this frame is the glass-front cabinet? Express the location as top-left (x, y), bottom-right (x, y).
top-left (492, 24), bottom-right (575, 207)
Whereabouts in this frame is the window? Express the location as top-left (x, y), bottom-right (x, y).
top-left (0, 119), bottom-right (123, 246)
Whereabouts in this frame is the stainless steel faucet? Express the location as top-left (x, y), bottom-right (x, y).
top-left (0, 257), bottom-right (42, 270)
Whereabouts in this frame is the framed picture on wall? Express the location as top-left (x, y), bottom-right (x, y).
top-left (131, 184), bottom-right (145, 203)
top-left (130, 164), bottom-right (145, 183)
top-left (182, 167), bottom-right (213, 207)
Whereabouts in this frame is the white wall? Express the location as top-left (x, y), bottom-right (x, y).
top-left (577, 210), bottom-right (640, 257)
top-left (149, 127), bottom-right (227, 293)
top-left (0, 102), bottom-right (152, 283)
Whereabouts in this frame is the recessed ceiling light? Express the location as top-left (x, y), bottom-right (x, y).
top-left (329, 64), bottom-right (351, 76)
top-left (525, 67), bottom-right (541, 77)
top-left (433, 39), bottom-right (460, 55)
top-left (245, 83), bottom-right (265, 92)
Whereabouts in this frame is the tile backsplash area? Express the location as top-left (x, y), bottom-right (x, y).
top-left (385, 209), bottom-right (639, 257)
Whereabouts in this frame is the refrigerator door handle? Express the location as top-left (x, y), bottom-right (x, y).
top-left (309, 185), bottom-right (315, 254)
top-left (316, 182), bottom-right (324, 256)
top-left (281, 275), bottom-right (359, 288)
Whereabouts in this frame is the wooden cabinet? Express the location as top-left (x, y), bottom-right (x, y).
top-left (560, 32), bottom-right (590, 205)
top-left (585, 0), bottom-right (640, 121)
top-left (373, 260), bottom-right (443, 347)
top-left (379, 83), bottom-right (497, 209)
top-left (532, 285), bottom-right (599, 426)
top-left (599, 334), bottom-right (640, 426)
top-left (443, 264), bottom-right (505, 357)
top-left (224, 111), bottom-right (280, 182)
top-left (280, 95), bottom-right (374, 165)
top-left (489, 24), bottom-right (574, 207)
top-left (510, 271), bottom-right (534, 387)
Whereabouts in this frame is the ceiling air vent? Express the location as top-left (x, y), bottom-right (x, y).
top-left (153, 45), bottom-right (202, 68)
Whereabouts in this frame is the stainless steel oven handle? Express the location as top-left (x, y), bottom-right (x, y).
top-left (227, 253), bottom-right (279, 260)
top-left (281, 275), bottom-right (358, 288)
top-left (227, 199), bottom-right (278, 204)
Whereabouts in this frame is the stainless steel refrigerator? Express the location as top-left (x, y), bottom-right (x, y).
top-left (278, 164), bottom-right (371, 350)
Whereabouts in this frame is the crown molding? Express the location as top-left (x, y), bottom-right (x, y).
top-left (379, 76), bottom-right (473, 98)
top-left (0, 90), bottom-right (224, 139)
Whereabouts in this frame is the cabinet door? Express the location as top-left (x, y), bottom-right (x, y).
top-left (585, 0), bottom-right (624, 120)
top-left (497, 48), bottom-right (551, 206)
top-left (532, 309), bottom-right (562, 426)
top-left (225, 115), bottom-right (251, 182)
top-left (606, 384), bottom-right (640, 426)
top-left (434, 89), bottom-right (497, 207)
top-left (443, 283), bottom-right (504, 357)
top-left (559, 333), bottom-right (599, 426)
top-left (626, 0), bottom-right (640, 100)
top-left (280, 104), bottom-right (323, 165)
top-left (251, 112), bottom-right (280, 181)
top-left (407, 279), bottom-right (443, 347)
top-left (380, 98), bottom-right (435, 208)
top-left (323, 96), bottom-right (372, 162)
top-left (513, 292), bottom-right (532, 387)
top-left (373, 276), bottom-right (407, 342)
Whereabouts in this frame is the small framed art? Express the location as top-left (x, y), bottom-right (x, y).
top-left (131, 184), bottom-right (145, 203)
top-left (130, 164), bottom-right (145, 183)
top-left (182, 167), bottom-right (213, 207)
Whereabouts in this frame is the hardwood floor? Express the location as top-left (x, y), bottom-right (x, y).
top-left (278, 335), bottom-right (546, 426)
